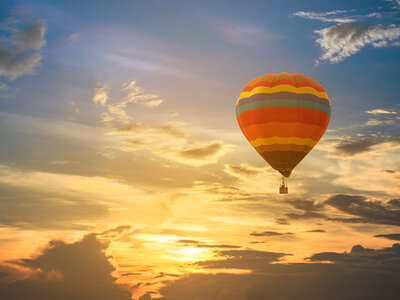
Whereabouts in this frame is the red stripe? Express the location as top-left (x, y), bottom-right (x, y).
top-left (241, 122), bottom-right (326, 141)
top-left (242, 79), bottom-right (326, 93)
top-left (237, 107), bottom-right (330, 129)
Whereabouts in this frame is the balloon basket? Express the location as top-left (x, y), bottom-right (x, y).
top-left (279, 177), bottom-right (288, 194)
top-left (279, 186), bottom-right (288, 194)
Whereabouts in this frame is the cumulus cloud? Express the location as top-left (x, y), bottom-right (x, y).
top-left (92, 84), bottom-right (109, 106)
top-left (159, 244), bottom-right (400, 300)
top-left (0, 234), bottom-right (131, 299)
top-left (0, 11), bottom-right (46, 80)
top-left (294, 10), bottom-right (356, 24)
top-left (314, 23), bottom-right (400, 64)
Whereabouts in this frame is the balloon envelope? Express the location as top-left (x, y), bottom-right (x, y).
top-left (236, 73), bottom-right (331, 177)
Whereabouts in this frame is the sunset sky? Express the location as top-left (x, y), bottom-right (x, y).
top-left (0, 0), bottom-right (399, 299)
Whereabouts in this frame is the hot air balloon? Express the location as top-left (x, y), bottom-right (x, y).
top-left (236, 73), bottom-right (331, 194)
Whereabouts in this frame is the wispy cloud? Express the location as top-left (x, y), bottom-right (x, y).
top-left (66, 33), bottom-right (81, 46)
top-left (294, 10), bottom-right (356, 24)
top-left (212, 18), bottom-right (283, 46)
top-left (0, 8), bottom-right (46, 80)
top-left (93, 81), bottom-right (232, 166)
top-left (366, 108), bottom-right (397, 115)
top-left (314, 23), bottom-right (400, 64)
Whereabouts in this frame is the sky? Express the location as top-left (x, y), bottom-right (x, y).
top-left (0, 0), bottom-right (399, 299)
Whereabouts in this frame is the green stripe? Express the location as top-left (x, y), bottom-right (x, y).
top-left (236, 99), bottom-right (331, 117)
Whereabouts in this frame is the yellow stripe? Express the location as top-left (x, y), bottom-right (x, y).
top-left (238, 85), bottom-right (329, 102)
top-left (250, 137), bottom-right (317, 148)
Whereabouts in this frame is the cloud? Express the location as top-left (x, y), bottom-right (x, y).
top-left (278, 194), bottom-right (400, 226)
top-left (224, 164), bottom-right (262, 179)
top-left (159, 244), bottom-right (400, 300)
top-left (366, 108), bottom-right (397, 115)
top-left (0, 10), bottom-right (46, 80)
top-left (120, 81), bottom-right (163, 108)
top-left (325, 194), bottom-right (400, 226)
top-left (294, 10), bottom-right (356, 24)
top-left (212, 19), bottom-right (282, 46)
top-left (92, 83), bottom-right (109, 106)
top-left (196, 249), bottom-right (288, 270)
top-left (308, 243), bottom-right (400, 269)
top-left (0, 183), bottom-right (108, 229)
top-left (306, 229), bottom-right (326, 233)
top-left (323, 135), bottom-right (400, 157)
top-left (334, 136), bottom-right (382, 156)
top-left (67, 33), bottom-right (81, 46)
top-left (250, 231), bottom-right (293, 237)
top-left (179, 142), bottom-right (224, 160)
top-left (314, 23), bottom-right (400, 64)
top-left (176, 239), bottom-right (240, 249)
top-left (375, 233), bottom-right (400, 240)
top-left (13, 20), bottom-right (46, 50)
top-left (0, 234), bottom-right (131, 299)
top-left (281, 199), bottom-right (326, 222)
top-left (93, 81), bottom-right (232, 166)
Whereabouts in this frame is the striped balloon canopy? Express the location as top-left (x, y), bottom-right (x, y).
top-left (236, 72), bottom-right (331, 178)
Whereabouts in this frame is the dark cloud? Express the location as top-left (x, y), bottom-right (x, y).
top-left (282, 199), bottom-right (327, 222)
top-left (14, 20), bottom-right (46, 50)
top-left (334, 136), bottom-right (381, 156)
top-left (325, 194), bottom-right (400, 226)
top-left (329, 135), bottom-right (400, 157)
top-left (250, 231), bottom-right (293, 237)
top-left (375, 233), bottom-right (400, 241)
top-left (279, 195), bottom-right (400, 226)
top-left (196, 249), bottom-right (288, 270)
top-left (306, 229), bottom-right (326, 233)
top-left (0, 11), bottom-right (46, 80)
top-left (100, 225), bottom-right (133, 237)
top-left (0, 234), bottom-right (131, 299)
top-left (308, 244), bottom-right (400, 271)
top-left (160, 244), bottom-right (400, 300)
top-left (0, 183), bottom-right (108, 229)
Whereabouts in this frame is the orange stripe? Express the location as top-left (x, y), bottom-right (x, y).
top-left (254, 143), bottom-right (312, 153)
top-left (242, 79), bottom-right (326, 93)
top-left (237, 107), bottom-right (330, 129)
top-left (241, 122), bottom-right (325, 142)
